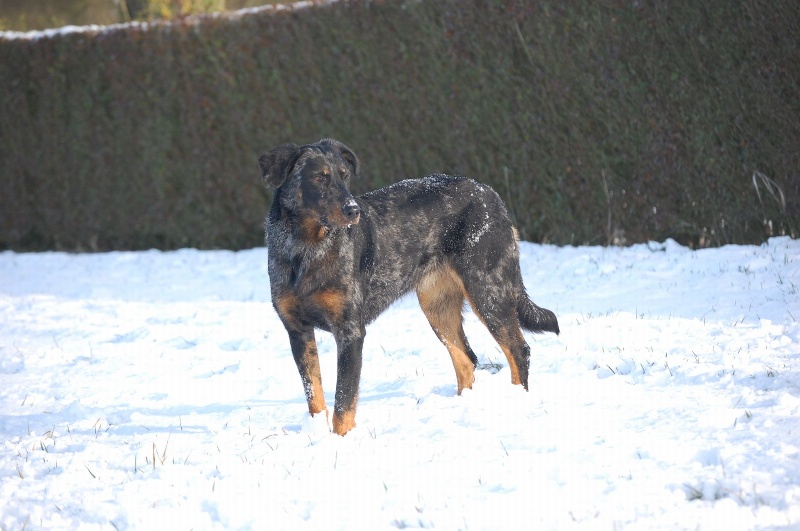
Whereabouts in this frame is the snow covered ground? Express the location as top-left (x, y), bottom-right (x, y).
top-left (1, 237), bottom-right (798, 530)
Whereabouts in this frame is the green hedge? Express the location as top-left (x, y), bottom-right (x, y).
top-left (1, 0), bottom-right (797, 251)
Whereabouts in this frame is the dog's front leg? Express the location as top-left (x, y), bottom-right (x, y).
top-left (332, 326), bottom-right (365, 436)
top-left (287, 328), bottom-right (327, 417)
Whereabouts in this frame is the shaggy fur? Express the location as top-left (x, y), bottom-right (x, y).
top-left (259, 139), bottom-right (559, 435)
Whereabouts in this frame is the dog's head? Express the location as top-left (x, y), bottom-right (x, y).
top-left (259, 139), bottom-right (362, 232)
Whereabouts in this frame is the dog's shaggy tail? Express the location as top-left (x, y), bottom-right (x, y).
top-left (517, 295), bottom-right (560, 335)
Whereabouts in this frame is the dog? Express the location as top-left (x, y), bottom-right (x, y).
top-left (259, 138), bottom-right (559, 435)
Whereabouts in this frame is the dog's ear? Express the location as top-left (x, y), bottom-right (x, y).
top-left (339, 145), bottom-right (360, 178)
top-left (259, 143), bottom-right (301, 188)
top-left (319, 138), bottom-right (360, 177)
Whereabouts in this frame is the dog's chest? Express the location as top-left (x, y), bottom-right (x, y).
top-left (273, 285), bottom-right (349, 333)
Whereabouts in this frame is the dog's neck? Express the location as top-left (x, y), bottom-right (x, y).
top-left (268, 210), bottom-right (352, 289)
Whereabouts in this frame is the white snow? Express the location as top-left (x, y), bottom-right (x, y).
top-left (1, 237), bottom-right (798, 529)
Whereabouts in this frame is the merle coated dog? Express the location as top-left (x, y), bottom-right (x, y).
top-left (259, 139), bottom-right (559, 435)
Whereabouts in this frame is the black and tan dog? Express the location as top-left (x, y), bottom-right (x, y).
top-left (259, 138), bottom-right (559, 435)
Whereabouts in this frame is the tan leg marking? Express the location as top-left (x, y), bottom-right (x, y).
top-left (332, 409), bottom-right (356, 436)
top-left (499, 345), bottom-right (522, 385)
top-left (304, 340), bottom-right (327, 415)
top-left (417, 265), bottom-right (476, 394)
top-left (494, 325), bottom-right (526, 386)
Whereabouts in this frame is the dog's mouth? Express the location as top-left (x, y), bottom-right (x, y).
top-left (319, 215), bottom-right (361, 232)
top-left (321, 214), bottom-right (360, 230)
top-left (321, 200), bottom-right (361, 229)
top-left (346, 211), bottom-right (361, 226)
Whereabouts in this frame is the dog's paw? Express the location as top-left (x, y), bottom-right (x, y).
top-left (332, 410), bottom-right (356, 436)
top-left (302, 409), bottom-right (331, 436)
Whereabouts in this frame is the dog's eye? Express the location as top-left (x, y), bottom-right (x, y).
top-left (312, 173), bottom-right (329, 185)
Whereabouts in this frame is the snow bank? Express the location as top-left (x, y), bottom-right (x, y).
top-left (1, 237), bottom-right (798, 529)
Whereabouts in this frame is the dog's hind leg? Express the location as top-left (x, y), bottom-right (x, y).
top-left (489, 323), bottom-right (531, 390)
top-left (473, 308), bottom-right (531, 389)
top-left (417, 266), bottom-right (478, 394)
top-left (461, 278), bottom-right (532, 389)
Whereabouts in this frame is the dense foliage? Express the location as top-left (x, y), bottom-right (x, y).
top-left (1, 0), bottom-right (797, 251)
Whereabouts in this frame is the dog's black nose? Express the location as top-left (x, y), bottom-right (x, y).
top-left (342, 200), bottom-right (361, 222)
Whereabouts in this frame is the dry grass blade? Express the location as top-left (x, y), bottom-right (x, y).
top-left (752, 171), bottom-right (786, 213)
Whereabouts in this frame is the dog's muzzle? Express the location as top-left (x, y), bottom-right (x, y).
top-left (342, 200), bottom-right (361, 224)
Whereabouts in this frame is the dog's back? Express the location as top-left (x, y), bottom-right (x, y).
top-left (353, 174), bottom-right (509, 321)
top-left (356, 174), bottom-right (558, 334)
